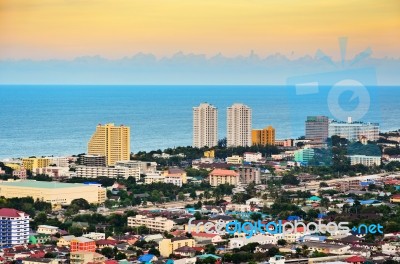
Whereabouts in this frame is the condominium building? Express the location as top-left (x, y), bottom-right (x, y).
top-left (128, 215), bottom-right (176, 232)
top-left (209, 169), bottom-right (239, 187)
top-left (75, 165), bottom-right (140, 181)
top-left (227, 103), bottom-right (252, 147)
top-left (80, 154), bottom-right (107, 167)
top-left (0, 208), bottom-right (30, 248)
top-left (193, 103), bottom-right (218, 148)
top-left (88, 123), bottom-right (130, 166)
top-left (348, 155), bottom-right (381, 166)
top-left (252, 126), bottom-right (275, 146)
top-left (22, 158), bottom-right (50, 171)
top-left (0, 180), bottom-right (106, 205)
top-left (305, 116), bottom-right (329, 142)
top-left (237, 166), bottom-right (261, 184)
top-left (328, 118), bottom-right (379, 142)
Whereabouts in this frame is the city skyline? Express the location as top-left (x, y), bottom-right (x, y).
top-left (1, 0), bottom-right (399, 84)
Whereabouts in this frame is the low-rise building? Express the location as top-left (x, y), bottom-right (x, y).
top-left (22, 158), bottom-right (50, 171)
top-left (128, 215), bottom-right (176, 232)
top-left (163, 167), bottom-right (187, 184)
top-left (244, 152), bottom-right (262, 163)
top-left (57, 235), bottom-right (76, 247)
top-left (209, 169), bottom-right (239, 187)
top-left (12, 167), bottom-right (27, 179)
top-left (237, 166), bottom-right (260, 184)
top-left (70, 251), bottom-right (105, 264)
top-left (159, 237), bottom-right (196, 257)
top-left (70, 237), bottom-right (96, 252)
top-left (164, 175), bottom-right (183, 187)
top-left (226, 155), bottom-right (243, 164)
top-left (80, 154), bottom-right (107, 167)
top-left (37, 225), bottom-right (59, 235)
top-left (34, 167), bottom-right (71, 177)
top-left (302, 241), bottom-right (350, 255)
top-left (75, 165), bottom-right (141, 181)
top-left (0, 180), bottom-right (106, 205)
top-left (348, 155), bottom-right (381, 166)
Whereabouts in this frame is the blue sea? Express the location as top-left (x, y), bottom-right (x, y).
top-left (0, 85), bottom-right (399, 159)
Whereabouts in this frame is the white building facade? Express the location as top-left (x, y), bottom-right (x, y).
top-left (227, 103), bottom-right (252, 147)
top-left (193, 103), bottom-right (218, 148)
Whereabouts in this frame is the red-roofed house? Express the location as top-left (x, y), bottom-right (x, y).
top-left (209, 169), bottom-right (239, 187)
top-left (345, 255), bottom-right (366, 264)
top-left (390, 194), bottom-right (400, 203)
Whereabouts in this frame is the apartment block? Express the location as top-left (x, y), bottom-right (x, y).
top-left (237, 166), bottom-right (261, 184)
top-left (22, 158), bottom-right (50, 171)
top-left (252, 126), bottom-right (275, 146)
top-left (329, 118), bottom-right (379, 141)
top-left (0, 208), bottom-right (30, 248)
top-left (159, 237), bottom-right (196, 258)
top-left (193, 103), bottom-right (218, 148)
top-left (305, 116), bottom-right (329, 142)
top-left (209, 169), bottom-right (239, 187)
top-left (227, 103), bottom-right (252, 147)
top-left (348, 155), bottom-right (381, 166)
top-left (80, 154), bottom-right (107, 167)
top-left (128, 215), bottom-right (176, 232)
top-left (88, 123), bottom-right (130, 166)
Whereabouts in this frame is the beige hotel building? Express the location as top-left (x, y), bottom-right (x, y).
top-left (88, 123), bottom-right (130, 166)
top-left (0, 180), bottom-right (106, 205)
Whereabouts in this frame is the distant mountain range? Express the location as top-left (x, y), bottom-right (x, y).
top-left (1, 51), bottom-right (399, 85)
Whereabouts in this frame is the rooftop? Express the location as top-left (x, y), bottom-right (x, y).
top-left (0, 180), bottom-right (94, 189)
top-left (0, 208), bottom-right (27, 217)
top-left (210, 169), bottom-right (239, 177)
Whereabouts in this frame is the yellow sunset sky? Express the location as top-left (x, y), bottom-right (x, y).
top-left (0, 0), bottom-right (399, 60)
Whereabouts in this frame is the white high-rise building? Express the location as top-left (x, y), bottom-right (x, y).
top-left (193, 103), bottom-right (218, 148)
top-left (0, 208), bottom-right (30, 248)
top-left (328, 117), bottom-right (379, 142)
top-left (227, 103), bottom-right (252, 147)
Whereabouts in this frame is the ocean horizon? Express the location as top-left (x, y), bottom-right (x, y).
top-left (0, 85), bottom-right (399, 159)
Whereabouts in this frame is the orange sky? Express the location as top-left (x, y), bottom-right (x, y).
top-left (0, 0), bottom-right (399, 60)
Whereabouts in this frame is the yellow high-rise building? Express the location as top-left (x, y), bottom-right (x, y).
top-left (88, 123), bottom-right (130, 166)
top-left (252, 126), bottom-right (275, 146)
top-left (22, 158), bottom-right (50, 171)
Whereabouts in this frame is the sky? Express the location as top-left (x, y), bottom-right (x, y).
top-left (1, 0), bottom-right (400, 60)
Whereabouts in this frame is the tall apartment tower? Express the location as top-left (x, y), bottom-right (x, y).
top-left (227, 103), bottom-right (252, 147)
top-left (193, 103), bottom-right (218, 148)
top-left (88, 123), bottom-right (130, 166)
top-left (252, 126), bottom-right (276, 146)
top-left (305, 116), bottom-right (329, 142)
top-left (0, 208), bottom-right (30, 248)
